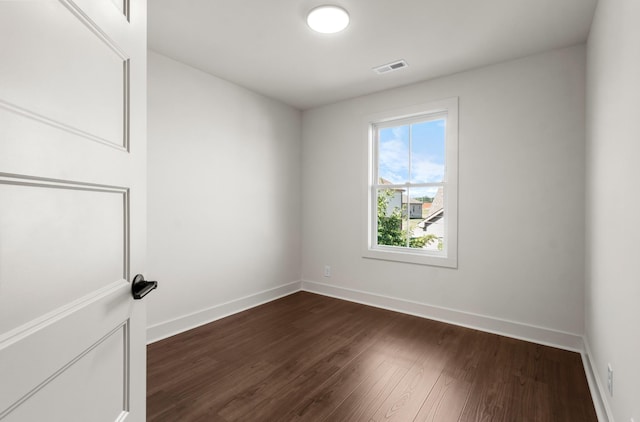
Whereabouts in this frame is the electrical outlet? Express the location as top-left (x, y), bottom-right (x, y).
top-left (607, 364), bottom-right (613, 396)
top-left (323, 265), bottom-right (331, 277)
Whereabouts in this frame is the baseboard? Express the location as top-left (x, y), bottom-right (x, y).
top-left (148, 277), bottom-right (585, 352)
top-left (301, 279), bottom-right (584, 352)
top-left (146, 280), bottom-right (302, 344)
top-left (582, 338), bottom-right (614, 422)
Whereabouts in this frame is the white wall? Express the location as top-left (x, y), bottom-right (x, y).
top-left (302, 45), bottom-right (586, 340)
top-left (146, 51), bottom-right (302, 339)
top-left (586, 0), bottom-right (640, 420)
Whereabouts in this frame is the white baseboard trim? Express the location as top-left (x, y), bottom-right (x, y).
top-left (146, 280), bottom-right (302, 344)
top-left (582, 338), bottom-right (614, 422)
top-left (148, 277), bottom-right (585, 353)
top-left (301, 279), bottom-right (584, 353)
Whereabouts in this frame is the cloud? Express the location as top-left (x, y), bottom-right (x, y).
top-left (379, 138), bottom-right (408, 183)
top-left (411, 155), bottom-right (444, 183)
top-left (379, 138), bottom-right (444, 184)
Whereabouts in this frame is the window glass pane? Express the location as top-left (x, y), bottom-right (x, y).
top-left (378, 125), bottom-right (409, 184)
top-left (410, 119), bottom-right (446, 184)
top-left (408, 186), bottom-right (445, 251)
top-left (376, 188), bottom-right (406, 247)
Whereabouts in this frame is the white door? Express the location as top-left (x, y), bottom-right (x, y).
top-left (0, 0), bottom-right (148, 421)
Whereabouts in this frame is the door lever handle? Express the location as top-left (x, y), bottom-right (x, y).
top-left (132, 274), bottom-right (158, 300)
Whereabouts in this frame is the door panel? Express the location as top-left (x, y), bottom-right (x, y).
top-left (5, 324), bottom-right (128, 422)
top-left (107, 0), bottom-right (129, 19)
top-left (0, 0), bottom-right (147, 420)
top-left (0, 282), bottom-right (133, 420)
top-left (0, 179), bottom-right (126, 333)
top-left (0, 0), bottom-right (128, 148)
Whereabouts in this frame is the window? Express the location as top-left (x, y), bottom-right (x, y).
top-left (364, 98), bottom-right (458, 267)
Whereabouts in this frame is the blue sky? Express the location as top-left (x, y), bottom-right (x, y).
top-left (378, 118), bottom-right (445, 187)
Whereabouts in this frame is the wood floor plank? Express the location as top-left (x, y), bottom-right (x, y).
top-left (413, 372), bottom-right (471, 422)
top-left (215, 333), bottom-right (350, 421)
top-left (322, 361), bottom-right (407, 422)
top-left (364, 361), bottom-right (440, 422)
top-left (363, 320), bottom-right (460, 422)
top-left (147, 292), bottom-right (598, 422)
top-left (283, 347), bottom-right (388, 421)
top-left (458, 376), bottom-right (509, 422)
top-left (220, 312), bottom-right (395, 421)
top-left (503, 375), bottom-right (553, 422)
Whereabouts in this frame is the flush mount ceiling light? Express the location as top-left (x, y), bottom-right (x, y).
top-left (307, 5), bottom-right (350, 34)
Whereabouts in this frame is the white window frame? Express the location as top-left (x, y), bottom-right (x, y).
top-left (363, 97), bottom-right (458, 268)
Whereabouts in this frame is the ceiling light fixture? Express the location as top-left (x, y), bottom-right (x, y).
top-left (307, 5), bottom-right (350, 34)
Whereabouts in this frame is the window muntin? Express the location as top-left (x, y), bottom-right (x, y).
top-left (365, 98), bottom-right (458, 268)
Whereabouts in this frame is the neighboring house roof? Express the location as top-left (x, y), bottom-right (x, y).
top-left (417, 187), bottom-right (444, 228)
top-left (379, 177), bottom-right (405, 192)
top-left (424, 187), bottom-right (444, 218)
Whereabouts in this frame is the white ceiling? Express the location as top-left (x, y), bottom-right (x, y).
top-left (148, 0), bottom-right (597, 110)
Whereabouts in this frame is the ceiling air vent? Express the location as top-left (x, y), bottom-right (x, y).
top-left (373, 60), bottom-right (408, 75)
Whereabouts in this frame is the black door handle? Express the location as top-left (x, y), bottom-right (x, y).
top-left (132, 274), bottom-right (158, 299)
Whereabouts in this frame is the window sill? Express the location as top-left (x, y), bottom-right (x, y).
top-left (363, 247), bottom-right (457, 268)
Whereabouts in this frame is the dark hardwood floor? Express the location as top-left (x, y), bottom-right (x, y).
top-left (147, 292), bottom-right (597, 421)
